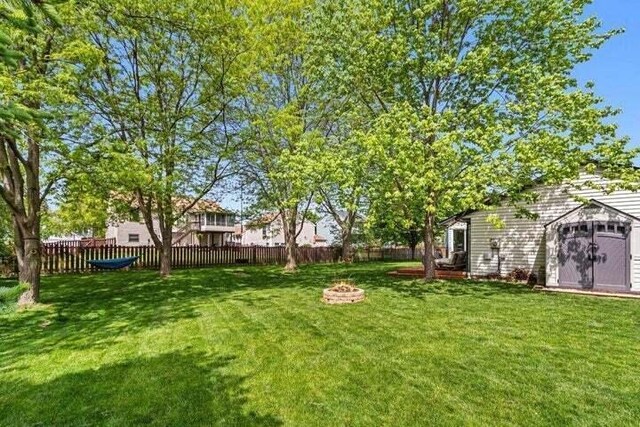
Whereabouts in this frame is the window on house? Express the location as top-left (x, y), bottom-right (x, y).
top-left (128, 234), bottom-right (140, 243)
top-left (262, 226), bottom-right (268, 238)
top-left (204, 213), bottom-right (213, 226)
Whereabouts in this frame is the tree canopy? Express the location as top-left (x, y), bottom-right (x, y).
top-left (0, 0), bottom-right (638, 299)
top-left (311, 0), bottom-right (633, 278)
top-left (67, 0), bottom-right (252, 275)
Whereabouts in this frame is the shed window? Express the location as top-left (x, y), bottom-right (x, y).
top-left (128, 234), bottom-right (140, 243)
top-left (608, 224), bottom-right (615, 232)
top-left (597, 224), bottom-right (605, 232)
top-left (617, 226), bottom-right (626, 234)
top-left (579, 225), bottom-right (588, 232)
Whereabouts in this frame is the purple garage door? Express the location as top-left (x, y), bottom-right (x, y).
top-left (558, 222), bottom-right (593, 288)
top-left (593, 222), bottom-right (630, 292)
top-left (558, 221), bottom-right (630, 291)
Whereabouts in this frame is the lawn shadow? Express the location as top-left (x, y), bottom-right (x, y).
top-left (0, 350), bottom-right (281, 426)
top-left (367, 271), bottom-right (534, 299)
top-left (0, 264), bottom-right (363, 366)
top-left (0, 262), bottom-right (528, 370)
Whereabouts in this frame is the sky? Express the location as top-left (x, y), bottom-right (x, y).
top-left (575, 0), bottom-right (640, 149)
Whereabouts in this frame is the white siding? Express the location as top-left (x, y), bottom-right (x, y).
top-left (106, 220), bottom-right (159, 246)
top-left (464, 174), bottom-right (640, 291)
top-left (242, 217), bottom-right (328, 247)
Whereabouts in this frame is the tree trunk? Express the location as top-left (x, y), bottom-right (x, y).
top-left (283, 213), bottom-right (297, 271)
top-left (341, 230), bottom-right (353, 263)
top-left (13, 219), bottom-right (25, 277)
top-left (410, 243), bottom-right (417, 261)
top-left (159, 233), bottom-right (172, 277)
top-left (422, 212), bottom-right (436, 281)
top-left (18, 237), bottom-right (41, 306)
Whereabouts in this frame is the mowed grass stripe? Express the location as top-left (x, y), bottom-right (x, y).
top-left (1, 262), bottom-right (639, 426)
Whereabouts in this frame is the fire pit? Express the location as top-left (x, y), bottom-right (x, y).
top-left (323, 281), bottom-right (365, 304)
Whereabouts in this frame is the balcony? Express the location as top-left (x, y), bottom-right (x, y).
top-left (199, 224), bottom-right (235, 233)
top-left (186, 212), bottom-right (236, 233)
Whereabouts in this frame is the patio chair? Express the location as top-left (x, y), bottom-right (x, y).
top-left (435, 251), bottom-right (467, 270)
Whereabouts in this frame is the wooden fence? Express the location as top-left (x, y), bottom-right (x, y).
top-left (42, 238), bottom-right (116, 250)
top-left (40, 244), bottom-right (344, 274)
top-left (353, 246), bottom-right (424, 262)
top-left (0, 244), bottom-right (424, 276)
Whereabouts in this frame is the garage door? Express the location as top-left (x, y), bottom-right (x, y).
top-left (593, 222), bottom-right (630, 291)
top-left (558, 221), bottom-right (630, 291)
top-left (558, 222), bottom-right (593, 288)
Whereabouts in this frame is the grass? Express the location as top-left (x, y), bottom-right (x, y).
top-left (1, 262), bottom-right (639, 426)
top-left (0, 282), bottom-right (27, 314)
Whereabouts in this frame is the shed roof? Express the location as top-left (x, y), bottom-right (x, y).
top-left (543, 199), bottom-right (640, 228)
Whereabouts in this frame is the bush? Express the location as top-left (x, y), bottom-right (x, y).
top-left (508, 268), bottom-right (529, 282)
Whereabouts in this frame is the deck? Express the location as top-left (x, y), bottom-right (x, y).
top-left (388, 267), bottom-right (467, 280)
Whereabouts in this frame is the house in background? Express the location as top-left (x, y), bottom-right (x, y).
top-left (441, 173), bottom-right (640, 293)
top-left (240, 213), bottom-right (328, 247)
top-left (106, 198), bottom-right (236, 247)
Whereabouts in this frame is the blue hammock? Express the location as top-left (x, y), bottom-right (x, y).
top-left (88, 256), bottom-right (139, 270)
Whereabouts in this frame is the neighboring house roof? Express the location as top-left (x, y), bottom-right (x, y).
top-left (543, 199), bottom-right (640, 228)
top-left (246, 212), bottom-right (280, 229)
top-left (175, 197), bottom-right (229, 214)
top-left (112, 193), bottom-right (231, 215)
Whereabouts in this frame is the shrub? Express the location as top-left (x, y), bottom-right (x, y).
top-left (509, 268), bottom-right (530, 282)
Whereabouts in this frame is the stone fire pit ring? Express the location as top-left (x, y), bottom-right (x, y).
top-left (323, 287), bottom-right (365, 304)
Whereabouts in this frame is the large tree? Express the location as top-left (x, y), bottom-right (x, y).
top-left (317, 121), bottom-right (369, 262)
top-left (71, 0), bottom-right (249, 276)
top-left (237, 0), bottom-right (328, 271)
top-left (314, 0), bottom-right (632, 279)
top-left (0, 0), bottom-right (80, 304)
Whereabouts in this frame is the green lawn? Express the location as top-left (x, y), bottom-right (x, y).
top-left (1, 263), bottom-right (639, 426)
